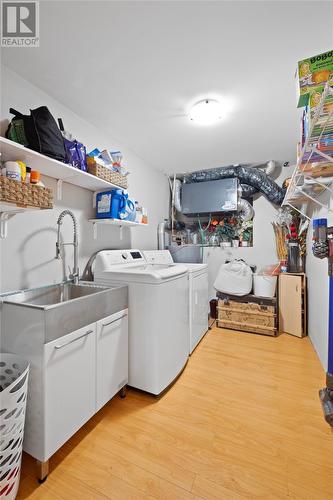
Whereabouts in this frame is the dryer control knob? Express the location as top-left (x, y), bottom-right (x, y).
top-left (122, 253), bottom-right (128, 259)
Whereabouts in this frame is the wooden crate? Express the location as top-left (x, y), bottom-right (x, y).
top-left (217, 299), bottom-right (277, 336)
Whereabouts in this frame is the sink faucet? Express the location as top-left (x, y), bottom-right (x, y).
top-left (56, 210), bottom-right (79, 284)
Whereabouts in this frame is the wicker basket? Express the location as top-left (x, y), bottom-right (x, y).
top-left (87, 161), bottom-right (128, 189)
top-left (0, 177), bottom-right (53, 209)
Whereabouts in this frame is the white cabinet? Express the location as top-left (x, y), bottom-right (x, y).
top-left (44, 323), bottom-right (96, 459)
top-left (96, 310), bottom-right (128, 411)
top-left (2, 308), bottom-right (128, 467)
top-left (190, 271), bottom-right (208, 353)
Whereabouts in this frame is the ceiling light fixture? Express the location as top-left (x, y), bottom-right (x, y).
top-left (188, 98), bottom-right (224, 125)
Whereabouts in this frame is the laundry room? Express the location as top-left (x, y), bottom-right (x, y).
top-left (0, 1), bottom-right (332, 499)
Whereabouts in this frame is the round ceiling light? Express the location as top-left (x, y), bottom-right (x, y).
top-left (188, 98), bottom-right (224, 125)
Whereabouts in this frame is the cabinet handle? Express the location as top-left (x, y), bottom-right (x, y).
top-left (102, 314), bottom-right (127, 328)
top-left (54, 329), bottom-right (93, 350)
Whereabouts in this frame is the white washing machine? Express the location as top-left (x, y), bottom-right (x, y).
top-left (143, 250), bottom-right (208, 354)
top-left (94, 250), bottom-right (189, 395)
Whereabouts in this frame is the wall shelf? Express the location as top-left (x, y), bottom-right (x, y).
top-left (283, 82), bottom-right (333, 219)
top-left (0, 137), bottom-right (125, 198)
top-left (88, 218), bottom-right (148, 239)
top-left (0, 202), bottom-right (51, 239)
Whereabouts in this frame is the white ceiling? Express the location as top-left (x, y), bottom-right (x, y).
top-left (2, 1), bottom-right (333, 173)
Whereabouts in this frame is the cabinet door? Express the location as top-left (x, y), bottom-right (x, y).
top-left (44, 323), bottom-right (96, 460)
top-left (96, 309), bottom-right (128, 412)
top-left (279, 275), bottom-right (303, 337)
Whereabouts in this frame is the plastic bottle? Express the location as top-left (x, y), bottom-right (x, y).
top-left (142, 208), bottom-right (148, 224)
top-left (318, 218), bottom-right (328, 242)
top-left (30, 170), bottom-right (40, 184)
top-left (0, 161), bottom-right (6, 177)
top-left (25, 167), bottom-right (31, 184)
top-left (16, 161), bottom-right (26, 182)
top-left (135, 201), bottom-right (143, 223)
top-left (30, 170), bottom-right (44, 186)
top-left (313, 219), bottom-right (319, 241)
top-left (5, 161), bottom-right (21, 181)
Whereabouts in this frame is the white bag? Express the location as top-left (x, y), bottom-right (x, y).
top-left (214, 260), bottom-right (253, 296)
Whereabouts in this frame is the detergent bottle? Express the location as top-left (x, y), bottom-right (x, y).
top-left (110, 189), bottom-right (126, 219)
top-left (118, 191), bottom-right (136, 221)
top-left (96, 188), bottom-right (125, 219)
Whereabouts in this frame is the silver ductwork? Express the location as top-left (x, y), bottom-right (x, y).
top-left (173, 179), bottom-right (182, 213)
top-left (239, 199), bottom-right (254, 222)
top-left (184, 163), bottom-right (285, 205)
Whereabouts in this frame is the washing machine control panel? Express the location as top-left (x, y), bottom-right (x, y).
top-left (97, 249), bottom-right (145, 266)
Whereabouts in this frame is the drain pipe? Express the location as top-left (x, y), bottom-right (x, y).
top-left (157, 221), bottom-right (166, 250)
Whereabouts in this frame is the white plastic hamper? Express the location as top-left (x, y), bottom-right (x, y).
top-left (0, 353), bottom-right (29, 500)
top-left (253, 275), bottom-right (277, 298)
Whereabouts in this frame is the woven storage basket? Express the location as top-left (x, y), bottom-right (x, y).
top-left (0, 353), bottom-right (29, 500)
top-left (0, 177), bottom-right (53, 209)
top-left (87, 162), bottom-right (128, 189)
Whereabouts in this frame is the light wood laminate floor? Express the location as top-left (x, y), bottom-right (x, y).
top-left (17, 327), bottom-right (332, 499)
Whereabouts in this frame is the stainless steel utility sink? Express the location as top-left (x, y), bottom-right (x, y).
top-left (3, 282), bottom-right (128, 342)
top-left (6, 282), bottom-right (106, 306)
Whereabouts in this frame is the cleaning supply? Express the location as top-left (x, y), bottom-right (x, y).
top-left (135, 201), bottom-right (143, 223)
top-left (17, 161), bottom-right (26, 182)
top-left (142, 208), bottom-right (148, 224)
top-left (118, 192), bottom-right (136, 221)
top-left (111, 189), bottom-right (127, 219)
top-left (96, 189), bottom-right (125, 219)
top-left (25, 167), bottom-right (31, 184)
top-left (30, 170), bottom-right (44, 186)
top-left (5, 161), bottom-right (21, 181)
top-left (96, 191), bottom-right (113, 218)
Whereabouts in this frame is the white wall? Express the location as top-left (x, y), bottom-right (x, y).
top-left (203, 165), bottom-right (294, 298)
top-left (305, 196), bottom-right (333, 371)
top-left (0, 66), bottom-right (169, 293)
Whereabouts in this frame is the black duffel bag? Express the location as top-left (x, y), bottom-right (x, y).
top-left (6, 106), bottom-right (66, 162)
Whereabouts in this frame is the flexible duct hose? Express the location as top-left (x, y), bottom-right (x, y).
top-left (173, 179), bottom-right (182, 212)
top-left (241, 184), bottom-right (258, 198)
top-left (239, 199), bottom-right (254, 221)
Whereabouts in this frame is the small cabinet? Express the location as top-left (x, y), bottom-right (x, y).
top-left (44, 323), bottom-right (96, 459)
top-left (96, 310), bottom-right (128, 412)
top-left (279, 273), bottom-right (307, 338)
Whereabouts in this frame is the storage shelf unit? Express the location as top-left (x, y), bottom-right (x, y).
top-left (283, 82), bottom-right (333, 219)
top-left (0, 137), bottom-right (125, 195)
top-left (0, 136), bottom-right (129, 237)
top-left (88, 218), bottom-right (148, 239)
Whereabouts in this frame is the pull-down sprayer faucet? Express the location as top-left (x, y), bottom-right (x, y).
top-left (56, 210), bottom-right (79, 284)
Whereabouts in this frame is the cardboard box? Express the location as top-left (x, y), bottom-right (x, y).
top-left (296, 49), bottom-right (333, 107)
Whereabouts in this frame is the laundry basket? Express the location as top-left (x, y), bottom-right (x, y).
top-left (0, 353), bottom-right (29, 500)
top-left (253, 274), bottom-right (277, 298)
